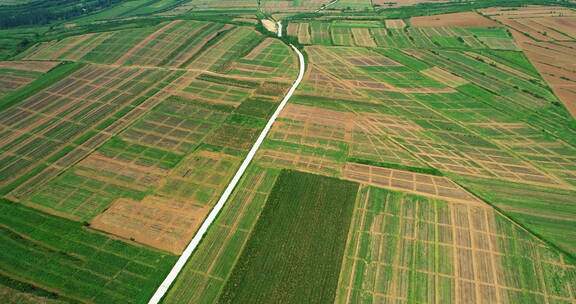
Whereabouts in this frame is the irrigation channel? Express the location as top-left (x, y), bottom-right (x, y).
top-left (148, 21), bottom-right (305, 304)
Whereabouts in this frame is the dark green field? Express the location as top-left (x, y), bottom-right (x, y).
top-left (218, 170), bottom-right (359, 304)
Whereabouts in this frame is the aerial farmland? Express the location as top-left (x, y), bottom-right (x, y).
top-left (0, 0), bottom-right (574, 304)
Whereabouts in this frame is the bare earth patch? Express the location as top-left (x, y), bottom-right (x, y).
top-left (411, 11), bottom-right (500, 27)
top-left (261, 19), bottom-right (278, 34)
top-left (0, 60), bottom-right (60, 72)
top-left (91, 195), bottom-right (210, 254)
top-left (385, 19), bottom-right (406, 29)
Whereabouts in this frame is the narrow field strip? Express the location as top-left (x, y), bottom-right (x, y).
top-left (148, 40), bottom-right (305, 304)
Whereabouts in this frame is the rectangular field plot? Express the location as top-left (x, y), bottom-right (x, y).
top-left (0, 199), bottom-right (176, 304)
top-left (17, 32), bottom-right (114, 61)
top-left (218, 170), bottom-right (359, 303)
top-left (76, 26), bottom-right (165, 64)
top-left (117, 20), bottom-right (223, 67)
top-left (91, 195), bottom-right (210, 254)
top-left (337, 186), bottom-right (576, 304)
top-left (348, 131), bottom-right (425, 168)
top-left (162, 164), bottom-right (279, 303)
top-left (342, 162), bottom-right (482, 205)
top-left (17, 21), bottom-right (234, 68)
top-left (0, 61), bottom-right (59, 98)
top-left (182, 79), bottom-right (252, 106)
top-left (120, 99), bottom-right (222, 154)
top-left (305, 46), bottom-right (453, 94)
top-left (160, 150), bottom-right (242, 205)
top-left (294, 20), bottom-right (518, 50)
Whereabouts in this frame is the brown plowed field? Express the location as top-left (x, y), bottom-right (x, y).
top-left (91, 196), bottom-right (210, 254)
top-left (410, 12), bottom-right (500, 27)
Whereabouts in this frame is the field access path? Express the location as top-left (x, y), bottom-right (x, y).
top-left (148, 22), bottom-right (305, 304)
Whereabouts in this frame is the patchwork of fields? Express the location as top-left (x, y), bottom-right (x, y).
top-left (0, 2), bottom-right (575, 304)
top-left (161, 9), bottom-right (575, 304)
top-left (480, 6), bottom-right (576, 117)
top-left (0, 16), bottom-right (300, 304)
top-left (338, 187), bottom-right (576, 303)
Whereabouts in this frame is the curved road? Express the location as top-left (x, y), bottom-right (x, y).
top-left (148, 22), bottom-right (305, 304)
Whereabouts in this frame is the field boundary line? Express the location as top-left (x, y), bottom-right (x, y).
top-left (147, 32), bottom-right (306, 304)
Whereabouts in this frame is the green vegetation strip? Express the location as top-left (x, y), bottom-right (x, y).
top-left (348, 157), bottom-right (443, 176)
top-left (197, 73), bottom-right (259, 89)
top-left (0, 61), bottom-right (84, 112)
top-left (0, 272), bottom-right (80, 303)
top-left (218, 170), bottom-right (359, 304)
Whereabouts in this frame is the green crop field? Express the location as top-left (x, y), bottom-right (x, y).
top-left (218, 170), bottom-right (359, 303)
top-left (337, 186), bottom-right (576, 303)
top-left (0, 199), bottom-right (176, 303)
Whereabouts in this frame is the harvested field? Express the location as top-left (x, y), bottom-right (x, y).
top-left (351, 28), bottom-right (377, 47)
top-left (0, 60), bottom-right (60, 72)
top-left (261, 19), bottom-right (277, 34)
top-left (298, 23), bottom-right (312, 44)
top-left (218, 170), bottom-right (358, 303)
top-left (91, 195), bottom-right (210, 254)
top-left (410, 12), bottom-right (500, 27)
top-left (385, 19), bottom-right (406, 29)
